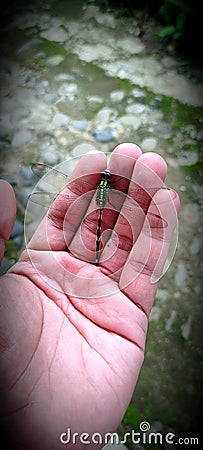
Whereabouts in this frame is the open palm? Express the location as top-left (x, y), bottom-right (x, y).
top-left (0, 144), bottom-right (179, 450)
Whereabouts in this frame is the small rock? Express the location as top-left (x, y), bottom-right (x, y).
top-left (95, 107), bottom-right (117, 123)
top-left (110, 90), bottom-right (125, 103)
top-left (156, 289), bottom-right (169, 302)
top-left (181, 315), bottom-right (192, 340)
top-left (72, 43), bottom-right (113, 62)
top-left (18, 187), bottom-right (33, 208)
top-left (131, 88), bottom-right (146, 99)
top-left (149, 306), bottom-right (161, 322)
top-left (182, 203), bottom-right (199, 224)
top-left (71, 120), bottom-right (89, 131)
top-left (151, 122), bottom-right (173, 139)
top-left (165, 310), bottom-right (177, 332)
top-left (58, 82), bottom-right (78, 97)
top-left (126, 103), bottom-right (145, 114)
top-left (43, 92), bottom-right (58, 104)
top-left (18, 165), bottom-right (38, 186)
top-left (117, 36), bottom-right (145, 54)
top-left (118, 114), bottom-right (141, 130)
top-left (46, 55), bottom-right (64, 66)
top-left (52, 112), bottom-right (70, 127)
top-left (149, 96), bottom-right (163, 109)
top-left (177, 150), bottom-right (199, 166)
top-left (40, 26), bottom-right (69, 42)
top-left (190, 237), bottom-right (201, 255)
top-left (0, 257), bottom-right (13, 275)
top-left (141, 137), bottom-right (157, 152)
top-left (35, 79), bottom-right (49, 93)
top-left (92, 125), bottom-right (116, 142)
top-left (87, 95), bottom-right (104, 106)
top-left (11, 218), bottom-right (24, 238)
top-left (42, 150), bottom-right (61, 166)
top-left (54, 73), bottom-right (75, 82)
top-left (0, 174), bottom-right (16, 185)
top-left (11, 107), bottom-right (31, 126)
top-left (175, 262), bottom-right (186, 287)
top-left (12, 130), bottom-right (33, 148)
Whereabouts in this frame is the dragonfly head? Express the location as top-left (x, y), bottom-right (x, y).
top-left (100, 169), bottom-right (112, 181)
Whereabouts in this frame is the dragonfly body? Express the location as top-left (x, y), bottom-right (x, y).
top-left (95, 169), bottom-right (112, 265)
top-left (30, 163), bottom-right (172, 266)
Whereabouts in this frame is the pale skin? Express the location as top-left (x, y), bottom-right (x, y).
top-left (0, 143), bottom-right (180, 450)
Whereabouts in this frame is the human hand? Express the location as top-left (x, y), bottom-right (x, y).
top-left (0, 143), bottom-right (180, 450)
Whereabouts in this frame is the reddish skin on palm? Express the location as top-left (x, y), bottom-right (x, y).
top-left (0, 144), bottom-right (180, 450)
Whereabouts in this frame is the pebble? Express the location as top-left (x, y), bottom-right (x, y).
top-left (149, 306), bottom-right (162, 322)
top-left (52, 112), bottom-right (70, 126)
top-left (181, 315), bottom-right (192, 340)
top-left (11, 107), bottom-right (31, 126)
top-left (40, 146), bottom-right (61, 166)
top-left (54, 73), bottom-right (75, 82)
top-left (118, 114), bottom-right (141, 130)
top-left (165, 310), bottom-right (177, 332)
top-left (190, 237), bottom-right (201, 255)
top-left (46, 55), bottom-right (65, 66)
top-left (71, 120), bottom-right (89, 131)
top-left (141, 137), bottom-right (157, 152)
top-left (40, 26), bottom-right (69, 42)
top-left (72, 43), bottom-right (114, 62)
top-left (131, 88), bottom-right (146, 98)
top-left (11, 130), bottom-right (33, 147)
top-left (177, 150), bottom-right (199, 166)
top-left (175, 262), bottom-right (187, 288)
top-left (43, 92), bottom-right (58, 104)
top-left (110, 90), bottom-right (125, 103)
top-left (58, 82), bottom-right (78, 98)
top-left (182, 203), bottom-right (200, 224)
top-left (156, 289), bottom-right (169, 302)
top-left (125, 103), bottom-right (145, 114)
top-left (95, 107), bottom-right (117, 123)
top-left (117, 36), bottom-right (145, 54)
top-left (18, 186), bottom-right (34, 208)
top-left (35, 79), bottom-right (49, 93)
top-left (18, 165), bottom-right (38, 186)
top-left (92, 125), bottom-right (116, 142)
top-left (87, 95), bottom-right (104, 106)
top-left (0, 257), bottom-right (13, 275)
top-left (11, 218), bottom-right (24, 238)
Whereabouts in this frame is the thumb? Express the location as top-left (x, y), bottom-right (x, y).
top-left (0, 180), bottom-right (16, 266)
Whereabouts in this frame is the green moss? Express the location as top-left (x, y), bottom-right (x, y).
top-left (25, 55), bottom-right (46, 70)
top-left (36, 39), bottom-right (66, 55)
top-left (5, 240), bottom-right (18, 260)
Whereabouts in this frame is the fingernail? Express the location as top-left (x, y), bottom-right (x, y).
top-left (166, 188), bottom-right (178, 200)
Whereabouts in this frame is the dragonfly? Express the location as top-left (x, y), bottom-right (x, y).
top-left (28, 161), bottom-right (175, 267)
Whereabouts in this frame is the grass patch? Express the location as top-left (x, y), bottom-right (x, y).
top-left (36, 39), bottom-right (66, 56)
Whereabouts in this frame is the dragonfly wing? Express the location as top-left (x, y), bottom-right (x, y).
top-left (31, 163), bottom-right (69, 191)
top-left (28, 191), bottom-right (58, 208)
top-left (108, 188), bottom-right (169, 228)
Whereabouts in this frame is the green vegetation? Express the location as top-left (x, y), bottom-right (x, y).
top-left (5, 240), bottom-right (18, 260)
top-left (36, 39), bottom-right (66, 56)
top-left (87, 0), bottom-right (201, 61)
